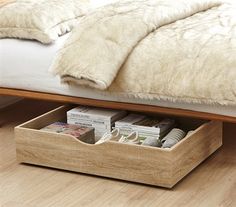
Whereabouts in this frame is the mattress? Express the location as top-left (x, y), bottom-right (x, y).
top-left (0, 35), bottom-right (236, 117)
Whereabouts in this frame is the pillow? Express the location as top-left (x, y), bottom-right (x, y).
top-left (0, 0), bottom-right (91, 44)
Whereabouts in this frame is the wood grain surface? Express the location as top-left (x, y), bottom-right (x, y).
top-left (0, 100), bottom-right (235, 206)
top-left (15, 105), bottom-right (222, 188)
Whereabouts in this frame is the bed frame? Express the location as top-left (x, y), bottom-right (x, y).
top-left (1, 87), bottom-right (236, 123)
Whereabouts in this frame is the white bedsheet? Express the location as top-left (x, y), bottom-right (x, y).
top-left (0, 36), bottom-right (236, 117)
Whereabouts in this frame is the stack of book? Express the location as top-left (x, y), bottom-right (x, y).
top-left (114, 113), bottom-right (146, 135)
top-left (40, 122), bottom-right (95, 144)
top-left (114, 114), bottom-right (175, 140)
top-left (67, 106), bottom-right (127, 137)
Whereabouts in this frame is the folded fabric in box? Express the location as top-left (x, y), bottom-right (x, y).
top-left (40, 122), bottom-right (95, 144)
top-left (0, 0), bottom-right (91, 44)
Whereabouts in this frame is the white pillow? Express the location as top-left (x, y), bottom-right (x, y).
top-left (0, 0), bottom-right (91, 44)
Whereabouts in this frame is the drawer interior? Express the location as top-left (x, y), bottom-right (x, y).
top-left (17, 105), bottom-right (209, 149)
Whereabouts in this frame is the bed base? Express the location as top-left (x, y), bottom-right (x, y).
top-left (0, 87), bottom-right (236, 123)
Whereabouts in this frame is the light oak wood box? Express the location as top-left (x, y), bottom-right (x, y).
top-left (15, 105), bottom-right (223, 188)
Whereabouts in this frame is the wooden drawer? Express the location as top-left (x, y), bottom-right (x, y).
top-left (15, 105), bottom-right (223, 188)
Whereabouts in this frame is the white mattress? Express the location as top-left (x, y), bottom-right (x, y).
top-left (0, 35), bottom-right (236, 117)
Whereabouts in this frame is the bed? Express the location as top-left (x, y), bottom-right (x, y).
top-left (1, 35), bottom-right (236, 122)
top-left (1, 0), bottom-right (236, 123)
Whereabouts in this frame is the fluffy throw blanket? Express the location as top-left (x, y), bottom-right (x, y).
top-left (0, 0), bottom-right (91, 44)
top-left (51, 0), bottom-right (236, 105)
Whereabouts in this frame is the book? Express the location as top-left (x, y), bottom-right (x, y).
top-left (153, 118), bottom-right (176, 137)
top-left (132, 118), bottom-right (161, 133)
top-left (67, 106), bottom-right (127, 137)
top-left (115, 113), bottom-right (147, 131)
top-left (67, 106), bottom-right (127, 123)
top-left (114, 114), bottom-right (176, 140)
top-left (114, 114), bottom-right (159, 140)
top-left (40, 122), bottom-right (95, 144)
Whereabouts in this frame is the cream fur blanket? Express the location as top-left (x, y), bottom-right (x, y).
top-left (51, 0), bottom-right (236, 105)
top-left (0, 0), bottom-right (91, 44)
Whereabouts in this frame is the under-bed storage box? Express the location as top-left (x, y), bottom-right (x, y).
top-left (15, 105), bottom-right (222, 188)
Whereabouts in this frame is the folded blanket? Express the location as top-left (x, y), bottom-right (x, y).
top-left (108, 3), bottom-right (236, 105)
top-left (51, 0), bottom-right (236, 105)
top-left (51, 0), bottom-right (221, 88)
